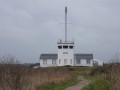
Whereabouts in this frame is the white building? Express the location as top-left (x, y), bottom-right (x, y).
top-left (39, 7), bottom-right (101, 67)
top-left (40, 53), bottom-right (93, 67)
top-left (93, 58), bottom-right (104, 66)
top-left (40, 40), bottom-right (93, 67)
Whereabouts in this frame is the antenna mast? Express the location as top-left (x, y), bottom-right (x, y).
top-left (65, 7), bottom-right (67, 42)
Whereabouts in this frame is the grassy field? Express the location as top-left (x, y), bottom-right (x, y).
top-left (0, 65), bottom-right (91, 90)
top-left (82, 64), bottom-right (120, 90)
top-left (0, 63), bottom-right (120, 90)
top-left (37, 67), bottom-right (92, 90)
top-left (37, 73), bottom-right (79, 90)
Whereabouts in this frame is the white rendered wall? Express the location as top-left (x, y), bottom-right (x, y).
top-left (93, 58), bottom-right (103, 66)
top-left (57, 43), bottom-right (74, 66)
top-left (40, 59), bottom-right (57, 67)
top-left (75, 59), bottom-right (93, 67)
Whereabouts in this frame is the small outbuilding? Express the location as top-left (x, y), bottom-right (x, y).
top-left (93, 58), bottom-right (104, 66)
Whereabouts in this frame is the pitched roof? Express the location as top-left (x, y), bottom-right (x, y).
top-left (40, 54), bottom-right (93, 59)
top-left (40, 54), bottom-right (57, 59)
top-left (75, 54), bottom-right (93, 59)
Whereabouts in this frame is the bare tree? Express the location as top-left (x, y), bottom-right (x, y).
top-left (110, 52), bottom-right (120, 64)
top-left (0, 55), bottom-right (27, 90)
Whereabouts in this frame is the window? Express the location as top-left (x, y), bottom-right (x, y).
top-left (76, 59), bottom-right (81, 64)
top-left (63, 46), bottom-right (68, 49)
top-left (58, 46), bottom-right (62, 49)
top-left (52, 59), bottom-right (56, 64)
top-left (86, 59), bottom-right (90, 64)
top-left (64, 59), bottom-right (67, 64)
top-left (71, 59), bottom-right (72, 64)
top-left (59, 59), bottom-right (61, 64)
top-left (43, 59), bottom-right (47, 64)
top-left (69, 46), bottom-right (73, 49)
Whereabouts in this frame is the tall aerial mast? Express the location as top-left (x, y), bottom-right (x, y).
top-left (65, 7), bottom-right (67, 42)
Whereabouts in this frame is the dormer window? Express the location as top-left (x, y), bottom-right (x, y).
top-left (63, 46), bottom-right (68, 49)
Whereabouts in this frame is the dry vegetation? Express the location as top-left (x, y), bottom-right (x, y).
top-left (0, 55), bottom-right (71, 90)
top-left (104, 63), bottom-right (120, 90)
top-left (26, 68), bottom-right (71, 90)
top-left (88, 63), bottom-right (120, 90)
top-left (0, 55), bottom-right (120, 90)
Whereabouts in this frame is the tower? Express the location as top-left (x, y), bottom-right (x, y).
top-left (57, 7), bottom-right (74, 66)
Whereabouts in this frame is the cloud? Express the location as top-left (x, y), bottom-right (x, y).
top-left (0, 0), bottom-right (120, 63)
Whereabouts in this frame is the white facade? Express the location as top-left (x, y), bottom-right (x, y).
top-left (57, 41), bottom-right (74, 66)
top-left (75, 59), bottom-right (93, 67)
top-left (39, 41), bottom-right (94, 67)
top-left (40, 58), bottom-right (93, 67)
top-left (39, 56), bottom-right (105, 67)
top-left (40, 59), bottom-right (57, 67)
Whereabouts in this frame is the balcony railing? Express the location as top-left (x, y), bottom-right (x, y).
top-left (57, 40), bottom-right (74, 44)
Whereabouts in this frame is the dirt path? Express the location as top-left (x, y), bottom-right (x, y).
top-left (65, 76), bottom-right (91, 90)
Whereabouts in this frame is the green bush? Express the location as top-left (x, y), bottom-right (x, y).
top-left (90, 66), bottom-right (107, 76)
top-left (82, 78), bottom-right (114, 90)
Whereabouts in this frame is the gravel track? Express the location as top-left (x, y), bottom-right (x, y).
top-left (65, 76), bottom-right (91, 90)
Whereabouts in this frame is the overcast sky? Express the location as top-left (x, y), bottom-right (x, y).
top-left (0, 0), bottom-right (120, 63)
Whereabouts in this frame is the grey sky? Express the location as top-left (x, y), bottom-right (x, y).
top-left (0, 0), bottom-right (120, 63)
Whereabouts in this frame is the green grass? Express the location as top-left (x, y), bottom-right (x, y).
top-left (37, 67), bottom-right (115, 90)
top-left (37, 74), bottom-right (79, 90)
top-left (36, 67), bottom-right (93, 90)
top-left (81, 66), bottom-right (115, 90)
top-left (82, 76), bottom-right (115, 90)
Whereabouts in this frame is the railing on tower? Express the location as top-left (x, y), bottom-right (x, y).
top-left (57, 40), bottom-right (74, 44)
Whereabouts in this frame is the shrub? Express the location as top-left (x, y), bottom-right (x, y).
top-left (0, 55), bottom-right (28, 90)
top-left (89, 66), bottom-right (106, 76)
top-left (82, 78), bottom-right (114, 90)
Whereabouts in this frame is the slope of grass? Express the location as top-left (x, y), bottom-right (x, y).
top-left (36, 74), bottom-right (79, 90)
top-left (36, 67), bottom-right (93, 90)
top-left (82, 77), bottom-right (114, 90)
top-left (82, 66), bottom-right (116, 90)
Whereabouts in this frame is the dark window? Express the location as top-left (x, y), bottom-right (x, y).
top-left (71, 59), bottom-right (72, 64)
top-left (58, 46), bottom-right (62, 49)
top-left (64, 59), bottom-right (67, 64)
top-left (86, 59), bottom-right (90, 64)
top-left (69, 46), bottom-right (73, 49)
top-left (43, 59), bottom-right (47, 64)
top-left (59, 59), bottom-right (61, 64)
top-left (76, 59), bottom-right (81, 64)
top-left (63, 46), bottom-right (68, 49)
top-left (52, 59), bottom-right (56, 64)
